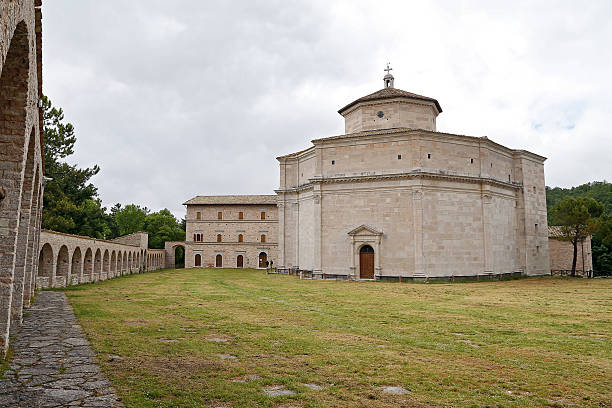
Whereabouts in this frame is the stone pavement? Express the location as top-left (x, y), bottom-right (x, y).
top-left (0, 291), bottom-right (122, 407)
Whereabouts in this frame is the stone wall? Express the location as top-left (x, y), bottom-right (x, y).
top-left (549, 236), bottom-right (592, 275)
top-left (37, 230), bottom-right (165, 289)
top-left (0, 0), bottom-right (44, 356)
top-left (110, 231), bottom-right (148, 249)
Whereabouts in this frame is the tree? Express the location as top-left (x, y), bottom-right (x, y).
top-left (114, 204), bottom-right (148, 236)
top-left (592, 215), bottom-right (612, 273)
top-left (597, 214), bottom-right (612, 247)
top-left (145, 209), bottom-right (185, 249)
top-left (41, 96), bottom-right (110, 237)
top-left (551, 197), bottom-right (604, 276)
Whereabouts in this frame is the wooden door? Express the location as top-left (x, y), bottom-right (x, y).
top-left (215, 254), bottom-right (222, 267)
top-left (258, 252), bottom-right (267, 268)
top-left (237, 255), bottom-right (243, 268)
top-left (359, 245), bottom-right (375, 279)
top-left (194, 254), bottom-right (201, 267)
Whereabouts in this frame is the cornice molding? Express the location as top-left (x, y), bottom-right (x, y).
top-left (275, 170), bottom-right (522, 193)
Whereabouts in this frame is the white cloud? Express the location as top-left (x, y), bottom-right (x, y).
top-left (42, 0), bottom-right (612, 217)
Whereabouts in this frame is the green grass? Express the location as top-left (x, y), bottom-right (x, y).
top-left (63, 269), bottom-right (612, 407)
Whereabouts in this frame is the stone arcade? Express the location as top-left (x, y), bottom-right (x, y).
top-left (0, 0), bottom-right (44, 355)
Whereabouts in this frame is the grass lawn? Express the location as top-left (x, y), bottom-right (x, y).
top-left (63, 269), bottom-right (612, 407)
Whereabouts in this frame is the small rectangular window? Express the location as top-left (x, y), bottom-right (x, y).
top-left (535, 223), bottom-right (538, 231)
top-left (397, 154), bottom-right (402, 160)
top-left (261, 234), bottom-right (266, 243)
top-left (536, 245), bottom-right (540, 254)
top-left (217, 211), bottom-right (222, 220)
top-left (470, 158), bottom-right (474, 164)
top-left (217, 234), bottom-right (222, 242)
top-left (427, 153), bottom-right (431, 159)
top-left (490, 162), bottom-right (493, 167)
top-left (238, 211), bottom-right (243, 220)
top-left (196, 211), bottom-right (201, 220)
top-left (261, 211), bottom-right (266, 220)
top-left (533, 186), bottom-right (536, 193)
top-left (331, 160), bottom-right (335, 165)
top-left (508, 175), bottom-right (511, 181)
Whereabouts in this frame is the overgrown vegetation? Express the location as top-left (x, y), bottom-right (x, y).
top-left (66, 269), bottom-right (612, 408)
top-left (547, 181), bottom-right (612, 272)
top-left (41, 96), bottom-right (185, 248)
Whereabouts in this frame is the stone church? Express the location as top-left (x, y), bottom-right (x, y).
top-left (187, 67), bottom-right (550, 279)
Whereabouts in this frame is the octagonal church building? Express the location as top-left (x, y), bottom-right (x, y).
top-left (275, 69), bottom-right (550, 280)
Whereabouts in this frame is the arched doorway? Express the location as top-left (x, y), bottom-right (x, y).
top-left (110, 251), bottom-right (116, 277)
top-left (71, 247), bottom-right (82, 284)
top-left (116, 251), bottom-right (122, 275)
top-left (174, 245), bottom-right (185, 269)
top-left (84, 248), bottom-right (93, 281)
top-left (194, 254), bottom-right (201, 267)
top-left (215, 254), bottom-right (222, 268)
top-left (102, 250), bottom-right (110, 279)
top-left (38, 243), bottom-right (54, 281)
top-left (258, 252), bottom-right (267, 268)
top-left (56, 245), bottom-right (69, 286)
top-left (237, 255), bottom-right (244, 268)
top-left (94, 249), bottom-right (102, 281)
top-left (359, 245), bottom-right (375, 279)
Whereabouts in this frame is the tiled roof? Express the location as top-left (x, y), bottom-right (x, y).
top-left (183, 195), bottom-right (278, 206)
top-left (338, 87), bottom-right (442, 114)
top-left (549, 226), bottom-right (565, 238)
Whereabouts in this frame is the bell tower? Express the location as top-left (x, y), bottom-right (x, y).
top-left (383, 63), bottom-right (394, 88)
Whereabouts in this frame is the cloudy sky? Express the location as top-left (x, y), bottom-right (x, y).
top-left (42, 1), bottom-right (612, 217)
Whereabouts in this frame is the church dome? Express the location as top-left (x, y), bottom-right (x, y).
top-left (338, 87), bottom-right (442, 115)
top-left (338, 65), bottom-right (442, 134)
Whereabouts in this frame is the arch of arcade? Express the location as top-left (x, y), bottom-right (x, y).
top-left (0, 0), bottom-right (44, 355)
top-left (37, 231), bottom-right (166, 289)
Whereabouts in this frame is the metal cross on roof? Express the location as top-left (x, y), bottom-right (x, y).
top-left (384, 63), bottom-right (393, 75)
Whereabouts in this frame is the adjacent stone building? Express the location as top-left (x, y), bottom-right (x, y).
top-left (276, 68), bottom-right (550, 279)
top-left (548, 226), bottom-right (592, 276)
top-left (0, 0), bottom-right (44, 355)
top-left (183, 195), bottom-right (278, 269)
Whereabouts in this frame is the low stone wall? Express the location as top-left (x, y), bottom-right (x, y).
top-left (37, 230), bottom-right (166, 289)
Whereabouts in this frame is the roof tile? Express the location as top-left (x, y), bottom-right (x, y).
top-left (338, 87), bottom-right (442, 114)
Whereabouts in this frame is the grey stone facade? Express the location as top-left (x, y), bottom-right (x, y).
top-left (276, 73), bottom-right (550, 279)
top-left (0, 0), bottom-right (44, 356)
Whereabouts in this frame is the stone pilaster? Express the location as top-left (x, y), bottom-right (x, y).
top-left (412, 189), bottom-right (425, 277)
top-left (313, 187), bottom-right (322, 273)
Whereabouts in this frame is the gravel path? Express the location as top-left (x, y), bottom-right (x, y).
top-left (0, 291), bottom-right (122, 407)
